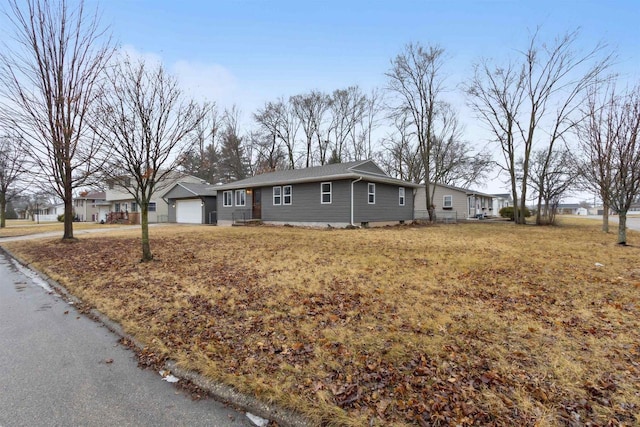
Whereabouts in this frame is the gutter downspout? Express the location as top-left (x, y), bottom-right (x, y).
top-left (351, 177), bottom-right (363, 226)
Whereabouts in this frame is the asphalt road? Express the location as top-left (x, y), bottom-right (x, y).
top-left (0, 250), bottom-right (253, 427)
top-left (582, 215), bottom-right (640, 231)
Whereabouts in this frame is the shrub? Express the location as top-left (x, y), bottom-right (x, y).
top-left (57, 214), bottom-right (64, 222)
top-left (499, 206), bottom-right (531, 220)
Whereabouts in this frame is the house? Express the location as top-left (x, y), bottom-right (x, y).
top-left (215, 160), bottom-right (421, 227)
top-left (165, 182), bottom-right (217, 224)
top-left (492, 193), bottom-right (512, 215)
top-left (73, 191), bottom-right (108, 222)
top-left (414, 183), bottom-right (495, 221)
top-left (557, 204), bottom-right (588, 215)
top-left (105, 173), bottom-right (203, 224)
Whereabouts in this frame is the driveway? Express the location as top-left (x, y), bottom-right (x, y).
top-left (582, 215), bottom-right (640, 231)
top-left (0, 250), bottom-right (253, 427)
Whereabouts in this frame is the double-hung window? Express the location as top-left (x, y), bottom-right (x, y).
top-left (235, 189), bottom-right (246, 206)
top-left (321, 182), bottom-right (332, 204)
top-left (368, 183), bottom-right (375, 204)
top-left (273, 186), bottom-right (282, 205)
top-left (283, 185), bottom-right (292, 205)
top-left (148, 202), bottom-right (156, 212)
top-left (443, 195), bottom-right (453, 209)
top-left (223, 191), bottom-right (233, 207)
top-left (399, 187), bottom-right (405, 206)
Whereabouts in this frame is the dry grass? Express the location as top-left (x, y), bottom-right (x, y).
top-left (0, 220), bottom-right (127, 238)
top-left (3, 219), bottom-right (639, 426)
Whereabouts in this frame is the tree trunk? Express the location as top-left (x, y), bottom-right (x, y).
top-left (141, 206), bottom-right (153, 262)
top-left (602, 200), bottom-right (610, 233)
top-left (63, 175), bottom-right (74, 240)
top-left (617, 210), bottom-right (627, 245)
top-left (535, 192), bottom-right (543, 225)
top-left (0, 193), bottom-right (6, 228)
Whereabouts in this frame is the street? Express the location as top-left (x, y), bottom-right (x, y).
top-left (0, 250), bottom-right (253, 427)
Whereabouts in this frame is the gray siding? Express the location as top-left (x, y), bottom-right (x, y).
top-left (415, 185), bottom-right (468, 220)
top-left (217, 190), bottom-right (252, 222)
top-left (262, 180), bottom-right (351, 223)
top-left (164, 186), bottom-right (196, 199)
top-left (168, 196), bottom-right (217, 224)
top-left (353, 181), bottom-right (413, 223)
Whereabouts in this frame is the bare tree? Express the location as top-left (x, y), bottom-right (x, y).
top-left (254, 99), bottom-right (300, 169)
top-left (378, 113), bottom-right (423, 182)
top-left (327, 86), bottom-right (367, 163)
top-left (93, 56), bottom-right (211, 261)
top-left (179, 107), bottom-right (221, 182)
top-left (575, 83), bottom-right (617, 232)
top-left (0, 0), bottom-right (113, 240)
top-left (578, 84), bottom-right (640, 244)
top-left (386, 43), bottom-right (449, 221)
top-left (291, 91), bottom-right (330, 167)
top-left (0, 133), bottom-right (29, 227)
top-left (219, 106), bottom-right (250, 181)
top-left (528, 148), bottom-right (575, 224)
top-left (466, 29), bottom-right (611, 224)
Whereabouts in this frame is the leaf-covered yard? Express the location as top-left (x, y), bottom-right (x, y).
top-left (4, 220), bottom-right (639, 426)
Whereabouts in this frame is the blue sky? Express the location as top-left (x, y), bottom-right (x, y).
top-left (97, 0), bottom-right (639, 113)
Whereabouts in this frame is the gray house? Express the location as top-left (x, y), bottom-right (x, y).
top-left (165, 182), bottom-right (217, 224)
top-left (215, 160), bottom-right (421, 227)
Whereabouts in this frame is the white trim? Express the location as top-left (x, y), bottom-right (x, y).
top-left (273, 186), bottom-right (281, 205)
top-left (443, 195), bottom-right (453, 208)
top-left (223, 190), bottom-right (233, 207)
top-left (283, 185), bottom-right (292, 205)
top-left (368, 183), bottom-right (375, 204)
top-left (321, 182), bottom-right (332, 204)
top-left (399, 187), bottom-right (405, 206)
top-left (235, 189), bottom-right (246, 206)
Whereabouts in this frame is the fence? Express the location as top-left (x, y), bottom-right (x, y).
top-left (414, 210), bottom-right (459, 224)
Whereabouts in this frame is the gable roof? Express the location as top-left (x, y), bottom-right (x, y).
top-left (429, 182), bottom-right (495, 198)
top-left (215, 160), bottom-right (422, 190)
top-left (167, 182), bottom-right (218, 197)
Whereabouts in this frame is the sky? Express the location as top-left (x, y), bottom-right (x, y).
top-left (2, 0), bottom-right (639, 199)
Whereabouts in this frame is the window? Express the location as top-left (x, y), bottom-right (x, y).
top-left (148, 202), bottom-right (156, 212)
top-left (368, 183), bottom-right (375, 204)
top-left (235, 189), bottom-right (246, 206)
top-left (131, 202), bottom-right (138, 212)
top-left (115, 203), bottom-right (120, 213)
top-left (443, 195), bottom-right (453, 209)
top-left (223, 191), bottom-right (233, 207)
top-left (399, 187), bottom-right (405, 206)
top-left (321, 182), bottom-right (332, 204)
top-left (283, 185), bottom-right (292, 205)
top-left (273, 186), bottom-right (281, 205)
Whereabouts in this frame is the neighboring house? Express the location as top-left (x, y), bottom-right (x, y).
top-left (557, 204), bottom-right (588, 215)
top-left (492, 193), bottom-right (512, 215)
top-left (165, 182), bottom-right (217, 224)
top-left (215, 160), bottom-right (420, 227)
top-left (73, 191), bottom-right (108, 222)
top-left (414, 183), bottom-right (495, 220)
top-left (105, 173), bottom-right (203, 223)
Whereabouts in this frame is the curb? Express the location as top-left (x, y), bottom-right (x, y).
top-left (0, 246), bottom-right (313, 427)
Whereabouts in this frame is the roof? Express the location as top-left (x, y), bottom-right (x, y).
top-left (172, 182), bottom-right (218, 197)
top-left (430, 182), bottom-right (495, 198)
top-left (214, 160), bottom-right (422, 190)
top-left (76, 191), bottom-right (106, 200)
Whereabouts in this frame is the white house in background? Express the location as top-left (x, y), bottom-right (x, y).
top-left (105, 173), bottom-right (203, 223)
top-left (414, 183), bottom-right (495, 221)
top-left (73, 191), bottom-right (108, 222)
top-left (492, 193), bottom-right (512, 215)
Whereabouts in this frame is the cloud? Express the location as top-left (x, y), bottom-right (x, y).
top-left (170, 60), bottom-right (238, 106)
top-left (115, 45), bottom-right (239, 108)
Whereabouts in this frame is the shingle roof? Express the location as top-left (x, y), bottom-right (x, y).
top-left (176, 182), bottom-right (218, 196)
top-left (215, 160), bottom-right (422, 190)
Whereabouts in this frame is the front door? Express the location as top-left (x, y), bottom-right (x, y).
top-left (252, 188), bottom-right (261, 219)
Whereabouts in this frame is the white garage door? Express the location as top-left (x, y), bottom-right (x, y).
top-left (176, 199), bottom-right (202, 224)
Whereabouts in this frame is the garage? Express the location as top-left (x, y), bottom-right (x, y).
top-left (176, 199), bottom-right (202, 224)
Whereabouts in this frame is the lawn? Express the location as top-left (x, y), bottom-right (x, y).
top-left (3, 220), bottom-right (639, 426)
top-left (0, 219), bottom-right (126, 238)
